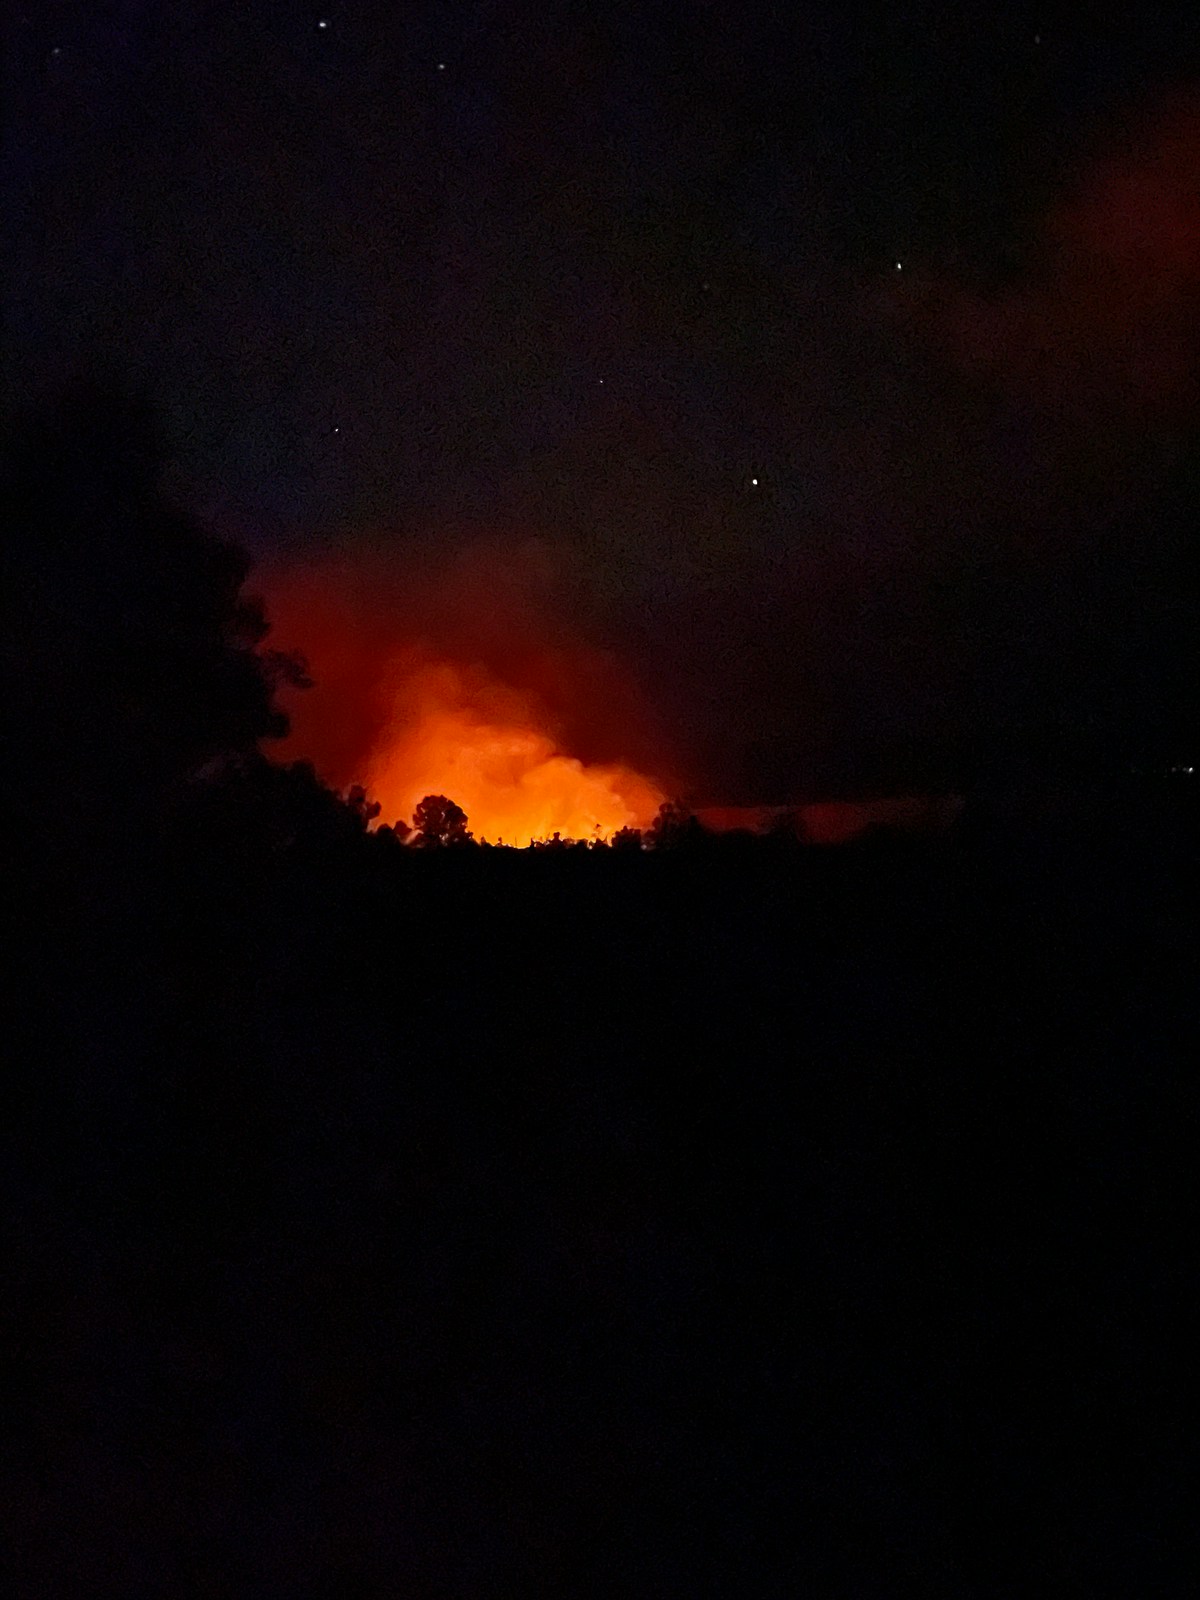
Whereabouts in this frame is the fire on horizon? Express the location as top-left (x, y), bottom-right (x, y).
top-left (363, 656), bottom-right (665, 845)
top-left (266, 548), bottom-right (671, 846)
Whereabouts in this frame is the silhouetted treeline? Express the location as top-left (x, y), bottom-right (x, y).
top-left (5, 390), bottom-right (1195, 1597)
top-left (3, 386), bottom-right (310, 853)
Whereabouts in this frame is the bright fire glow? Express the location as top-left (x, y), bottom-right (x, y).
top-left (365, 657), bottom-right (664, 845)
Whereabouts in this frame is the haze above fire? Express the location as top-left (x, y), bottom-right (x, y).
top-left (268, 541), bottom-right (673, 842)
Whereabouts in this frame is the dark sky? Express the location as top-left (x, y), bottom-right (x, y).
top-left (7, 2), bottom-right (1199, 798)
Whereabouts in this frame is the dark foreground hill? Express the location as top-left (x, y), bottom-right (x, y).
top-left (7, 797), bottom-right (1194, 1598)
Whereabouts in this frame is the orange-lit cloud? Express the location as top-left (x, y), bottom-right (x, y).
top-left (265, 538), bottom-right (670, 842)
top-left (365, 654), bottom-right (663, 843)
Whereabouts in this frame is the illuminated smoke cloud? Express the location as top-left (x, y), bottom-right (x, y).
top-left (265, 537), bottom-right (669, 842)
top-left (365, 654), bottom-right (663, 844)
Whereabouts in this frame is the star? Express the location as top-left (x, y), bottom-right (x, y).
top-left (750, 477), bottom-right (759, 487)
top-left (318, 19), bottom-right (329, 30)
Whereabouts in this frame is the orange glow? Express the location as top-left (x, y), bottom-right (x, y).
top-left (263, 540), bottom-right (673, 842)
top-left (366, 654), bottom-right (664, 845)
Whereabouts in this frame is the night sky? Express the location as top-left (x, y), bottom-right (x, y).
top-left (8, 2), bottom-right (1199, 801)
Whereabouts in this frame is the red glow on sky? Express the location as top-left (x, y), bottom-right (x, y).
top-left (924, 95), bottom-right (1200, 416)
top-left (264, 541), bottom-right (670, 844)
top-left (364, 654), bottom-right (664, 844)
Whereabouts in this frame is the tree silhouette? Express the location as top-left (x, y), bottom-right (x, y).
top-left (412, 794), bottom-right (472, 847)
top-left (647, 799), bottom-right (707, 850)
top-left (3, 381), bottom-right (303, 847)
top-left (610, 826), bottom-right (644, 852)
top-left (345, 785), bottom-right (382, 828)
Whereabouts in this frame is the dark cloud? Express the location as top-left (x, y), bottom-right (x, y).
top-left (901, 94), bottom-right (1200, 423)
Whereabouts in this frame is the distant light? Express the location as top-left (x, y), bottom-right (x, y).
top-left (750, 477), bottom-right (759, 486)
top-left (895, 261), bottom-right (902, 271)
top-left (318, 18), bottom-right (328, 28)
top-left (437, 62), bottom-right (446, 70)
